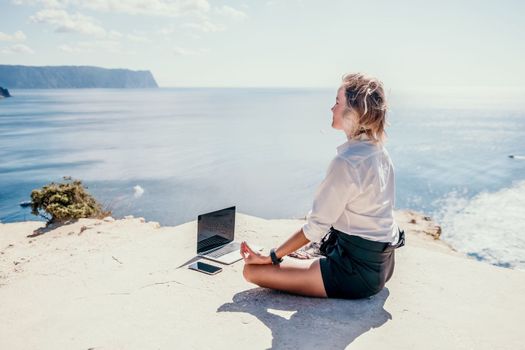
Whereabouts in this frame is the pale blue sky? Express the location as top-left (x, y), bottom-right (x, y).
top-left (1, 0), bottom-right (524, 89)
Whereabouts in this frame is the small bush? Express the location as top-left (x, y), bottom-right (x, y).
top-left (30, 177), bottom-right (111, 224)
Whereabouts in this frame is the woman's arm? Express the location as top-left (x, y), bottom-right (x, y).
top-left (241, 228), bottom-right (310, 265)
top-left (274, 227), bottom-right (310, 260)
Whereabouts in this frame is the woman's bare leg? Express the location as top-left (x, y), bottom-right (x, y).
top-left (242, 257), bottom-right (328, 298)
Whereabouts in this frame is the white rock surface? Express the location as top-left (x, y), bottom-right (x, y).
top-left (0, 212), bottom-right (524, 350)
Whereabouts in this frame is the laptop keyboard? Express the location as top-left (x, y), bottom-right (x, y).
top-left (206, 242), bottom-right (241, 258)
top-left (198, 235), bottom-right (229, 251)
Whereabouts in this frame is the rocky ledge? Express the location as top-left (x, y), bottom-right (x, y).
top-left (0, 86), bottom-right (11, 98)
top-left (0, 211), bottom-right (523, 349)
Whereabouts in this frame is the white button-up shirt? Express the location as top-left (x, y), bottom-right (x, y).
top-left (302, 134), bottom-right (399, 244)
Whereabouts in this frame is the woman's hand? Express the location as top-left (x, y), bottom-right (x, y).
top-left (240, 241), bottom-right (271, 265)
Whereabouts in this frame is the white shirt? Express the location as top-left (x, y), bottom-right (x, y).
top-left (302, 134), bottom-right (399, 244)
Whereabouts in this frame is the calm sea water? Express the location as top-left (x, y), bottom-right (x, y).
top-left (1, 88), bottom-right (524, 269)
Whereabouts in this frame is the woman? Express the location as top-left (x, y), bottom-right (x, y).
top-left (240, 73), bottom-right (405, 299)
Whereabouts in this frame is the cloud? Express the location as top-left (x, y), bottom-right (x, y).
top-left (30, 9), bottom-right (107, 36)
top-left (0, 30), bottom-right (27, 42)
top-left (58, 40), bottom-right (125, 53)
top-left (158, 24), bottom-right (177, 37)
top-left (11, 0), bottom-right (68, 7)
top-left (14, 0), bottom-right (211, 17)
top-left (182, 20), bottom-right (223, 33)
top-left (126, 33), bottom-right (148, 43)
top-left (173, 45), bottom-right (208, 56)
top-left (58, 43), bottom-right (87, 53)
top-left (265, 0), bottom-right (303, 5)
top-left (80, 0), bottom-right (210, 17)
top-left (107, 30), bottom-right (123, 39)
top-left (1, 44), bottom-right (35, 54)
top-left (215, 5), bottom-right (247, 21)
top-left (16, 0), bottom-right (242, 43)
top-left (28, 9), bottom-right (148, 42)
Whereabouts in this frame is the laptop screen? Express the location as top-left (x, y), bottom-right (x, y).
top-left (197, 206), bottom-right (236, 254)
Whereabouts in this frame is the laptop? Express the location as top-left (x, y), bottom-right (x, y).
top-left (197, 206), bottom-right (260, 265)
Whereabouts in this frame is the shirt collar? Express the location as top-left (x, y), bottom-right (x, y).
top-left (336, 133), bottom-right (370, 154)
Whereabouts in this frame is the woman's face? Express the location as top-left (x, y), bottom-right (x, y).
top-left (331, 86), bottom-right (349, 131)
top-left (331, 86), bottom-right (358, 135)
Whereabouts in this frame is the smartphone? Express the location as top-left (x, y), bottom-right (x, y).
top-left (188, 261), bottom-right (223, 275)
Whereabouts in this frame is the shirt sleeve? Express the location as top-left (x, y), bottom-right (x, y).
top-left (302, 156), bottom-right (361, 243)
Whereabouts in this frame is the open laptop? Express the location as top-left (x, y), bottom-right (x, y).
top-left (197, 206), bottom-right (260, 265)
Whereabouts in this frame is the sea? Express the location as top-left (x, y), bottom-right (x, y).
top-left (1, 88), bottom-right (524, 269)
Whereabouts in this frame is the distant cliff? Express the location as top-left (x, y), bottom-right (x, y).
top-left (0, 65), bottom-right (158, 88)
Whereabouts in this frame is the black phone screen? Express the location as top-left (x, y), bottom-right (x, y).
top-left (191, 262), bottom-right (222, 274)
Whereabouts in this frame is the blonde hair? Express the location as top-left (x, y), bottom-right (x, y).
top-left (341, 73), bottom-right (388, 144)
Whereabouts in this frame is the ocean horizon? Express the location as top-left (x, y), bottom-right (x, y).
top-left (1, 88), bottom-right (524, 269)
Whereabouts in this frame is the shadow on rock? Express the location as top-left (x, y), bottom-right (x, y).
top-left (27, 219), bottom-right (79, 238)
top-left (217, 287), bottom-right (392, 350)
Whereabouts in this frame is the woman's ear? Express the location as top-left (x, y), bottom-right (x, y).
top-left (342, 109), bottom-right (359, 137)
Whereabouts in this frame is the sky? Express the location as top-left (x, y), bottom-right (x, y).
top-left (0, 0), bottom-right (524, 90)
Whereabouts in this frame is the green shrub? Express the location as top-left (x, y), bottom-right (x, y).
top-left (30, 177), bottom-right (111, 224)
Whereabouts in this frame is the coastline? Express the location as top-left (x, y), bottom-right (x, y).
top-left (1, 210), bottom-right (524, 349)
